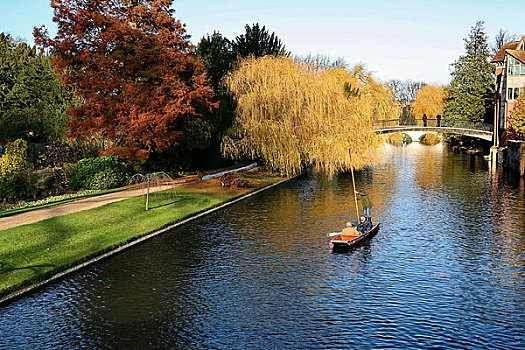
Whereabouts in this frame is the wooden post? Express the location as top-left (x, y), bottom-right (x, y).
top-left (146, 177), bottom-right (150, 211)
top-left (491, 93), bottom-right (500, 166)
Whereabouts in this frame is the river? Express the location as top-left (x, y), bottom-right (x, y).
top-left (1, 143), bottom-right (524, 349)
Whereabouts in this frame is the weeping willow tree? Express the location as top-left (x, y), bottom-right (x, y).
top-left (412, 85), bottom-right (447, 119)
top-left (222, 56), bottom-right (398, 176)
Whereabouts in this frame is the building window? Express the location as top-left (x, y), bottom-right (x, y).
top-left (508, 87), bottom-right (521, 101)
top-left (508, 56), bottom-right (525, 75)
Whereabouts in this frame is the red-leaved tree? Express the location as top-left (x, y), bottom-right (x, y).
top-left (34, 0), bottom-right (217, 161)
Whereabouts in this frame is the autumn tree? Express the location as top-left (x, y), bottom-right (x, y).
top-left (34, 0), bottom-right (216, 161)
top-left (412, 85), bottom-right (446, 119)
top-left (508, 90), bottom-right (525, 140)
top-left (223, 56), bottom-right (398, 176)
top-left (444, 21), bottom-right (494, 123)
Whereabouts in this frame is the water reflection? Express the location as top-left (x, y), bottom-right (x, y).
top-left (1, 144), bottom-right (524, 349)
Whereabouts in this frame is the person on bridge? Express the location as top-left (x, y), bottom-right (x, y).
top-left (355, 189), bottom-right (373, 222)
top-left (436, 114), bottom-right (442, 127)
top-left (422, 113), bottom-right (428, 127)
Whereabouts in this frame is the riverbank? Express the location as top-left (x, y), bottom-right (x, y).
top-left (0, 168), bottom-right (287, 302)
top-left (0, 184), bottom-right (176, 231)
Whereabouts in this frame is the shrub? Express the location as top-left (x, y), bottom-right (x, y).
top-left (68, 155), bottom-right (132, 190)
top-left (219, 172), bottom-right (248, 189)
top-left (36, 171), bottom-right (57, 191)
top-left (38, 142), bottom-right (99, 168)
top-left (0, 139), bottom-right (31, 178)
top-left (34, 168), bottom-right (67, 196)
top-left (0, 139), bottom-right (36, 202)
top-left (0, 170), bottom-right (37, 202)
top-left (89, 169), bottom-right (125, 190)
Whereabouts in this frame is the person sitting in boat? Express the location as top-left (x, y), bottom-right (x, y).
top-left (357, 216), bottom-right (372, 233)
top-left (340, 222), bottom-right (360, 240)
top-left (355, 189), bottom-right (373, 222)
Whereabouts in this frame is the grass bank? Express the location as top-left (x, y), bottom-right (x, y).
top-left (0, 169), bottom-right (285, 299)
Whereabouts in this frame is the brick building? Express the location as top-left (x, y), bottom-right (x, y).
top-left (491, 36), bottom-right (525, 145)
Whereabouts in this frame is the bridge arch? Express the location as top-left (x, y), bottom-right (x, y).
top-left (373, 119), bottom-right (493, 142)
top-left (392, 130), bottom-right (439, 142)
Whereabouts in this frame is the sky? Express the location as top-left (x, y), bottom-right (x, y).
top-left (1, 0), bottom-right (524, 84)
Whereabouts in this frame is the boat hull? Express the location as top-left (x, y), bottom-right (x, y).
top-left (329, 223), bottom-right (380, 252)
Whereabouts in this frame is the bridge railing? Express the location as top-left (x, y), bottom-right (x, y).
top-left (373, 119), bottom-right (493, 132)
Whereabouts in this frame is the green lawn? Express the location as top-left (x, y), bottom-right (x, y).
top-left (0, 171), bottom-right (284, 298)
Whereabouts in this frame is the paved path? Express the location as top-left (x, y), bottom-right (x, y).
top-left (0, 184), bottom-right (177, 231)
top-left (0, 164), bottom-right (257, 231)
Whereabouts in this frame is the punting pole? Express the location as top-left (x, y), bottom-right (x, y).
top-left (348, 149), bottom-right (361, 225)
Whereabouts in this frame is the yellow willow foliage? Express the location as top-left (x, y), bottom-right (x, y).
top-left (412, 85), bottom-right (446, 119)
top-left (510, 89), bottom-right (525, 135)
top-left (223, 56), bottom-right (398, 177)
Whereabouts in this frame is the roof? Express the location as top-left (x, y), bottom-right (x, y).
top-left (491, 41), bottom-right (521, 63)
top-left (507, 50), bottom-right (525, 64)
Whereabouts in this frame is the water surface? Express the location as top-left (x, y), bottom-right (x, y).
top-left (1, 143), bottom-right (524, 349)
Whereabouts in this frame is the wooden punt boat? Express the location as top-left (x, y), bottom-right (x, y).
top-left (329, 223), bottom-right (380, 252)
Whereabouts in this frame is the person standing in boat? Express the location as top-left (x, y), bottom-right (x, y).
top-left (355, 189), bottom-right (373, 222)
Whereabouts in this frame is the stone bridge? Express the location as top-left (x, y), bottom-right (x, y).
top-left (373, 119), bottom-right (494, 142)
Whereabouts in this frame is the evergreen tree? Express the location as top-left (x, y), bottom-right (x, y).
top-left (444, 21), bottom-right (494, 123)
top-left (232, 23), bottom-right (288, 59)
top-left (0, 33), bottom-right (17, 102)
top-left (192, 24), bottom-right (287, 169)
top-left (0, 33), bottom-right (71, 143)
top-left (196, 25), bottom-right (287, 91)
top-left (196, 32), bottom-right (234, 92)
